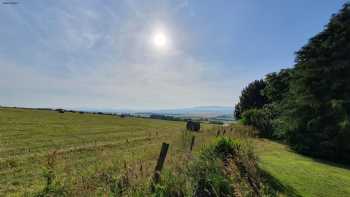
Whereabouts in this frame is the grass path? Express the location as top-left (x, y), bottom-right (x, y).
top-left (255, 139), bottom-right (350, 197)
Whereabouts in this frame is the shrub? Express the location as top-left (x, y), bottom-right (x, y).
top-left (242, 108), bottom-right (273, 138)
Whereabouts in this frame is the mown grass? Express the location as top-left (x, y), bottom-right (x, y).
top-left (1, 107), bottom-right (350, 196)
top-left (255, 139), bottom-right (350, 197)
top-left (0, 107), bottom-right (213, 195)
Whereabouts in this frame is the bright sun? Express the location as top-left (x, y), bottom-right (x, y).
top-left (153, 32), bottom-right (167, 48)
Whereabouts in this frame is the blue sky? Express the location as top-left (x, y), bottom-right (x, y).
top-left (0, 0), bottom-right (347, 109)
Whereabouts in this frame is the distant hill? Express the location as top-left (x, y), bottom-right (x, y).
top-left (147, 106), bottom-right (233, 118)
top-left (73, 106), bottom-right (233, 120)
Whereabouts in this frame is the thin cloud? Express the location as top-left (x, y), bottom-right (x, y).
top-left (0, 0), bottom-right (249, 109)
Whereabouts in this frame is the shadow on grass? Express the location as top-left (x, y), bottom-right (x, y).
top-left (260, 138), bottom-right (350, 171)
top-left (259, 168), bottom-right (302, 197)
top-left (308, 156), bottom-right (350, 171)
top-left (287, 143), bottom-right (350, 171)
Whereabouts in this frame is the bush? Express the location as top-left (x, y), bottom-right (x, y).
top-left (242, 108), bottom-right (273, 138)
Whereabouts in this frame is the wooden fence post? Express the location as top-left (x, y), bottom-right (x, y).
top-left (153, 143), bottom-right (169, 184)
top-left (216, 130), bottom-right (221, 137)
top-left (190, 136), bottom-right (196, 151)
top-left (124, 160), bottom-right (127, 170)
top-left (139, 160), bottom-right (143, 177)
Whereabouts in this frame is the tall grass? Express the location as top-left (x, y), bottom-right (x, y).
top-left (27, 136), bottom-right (282, 197)
top-left (148, 137), bottom-right (281, 197)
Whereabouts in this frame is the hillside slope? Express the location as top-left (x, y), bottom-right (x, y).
top-left (255, 139), bottom-right (350, 197)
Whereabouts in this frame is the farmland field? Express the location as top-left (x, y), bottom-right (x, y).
top-left (1, 107), bottom-right (350, 196)
top-left (0, 107), bottom-right (216, 195)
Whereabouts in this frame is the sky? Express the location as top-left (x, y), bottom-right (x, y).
top-left (0, 0), bottom-right (348, 110)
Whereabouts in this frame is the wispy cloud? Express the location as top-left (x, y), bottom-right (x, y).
top-left (0, 0), bottom-right (242, 109)
top-left (5, 0), bottom-right (337, 109)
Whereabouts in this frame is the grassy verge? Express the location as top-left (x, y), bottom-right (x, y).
top-left (255, 139), bottom-right (350, 197)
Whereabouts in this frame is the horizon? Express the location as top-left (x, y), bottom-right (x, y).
top-left (0, 104), bottom-right (233, 112)
top-left (1, 0), bottom-right (347, 109)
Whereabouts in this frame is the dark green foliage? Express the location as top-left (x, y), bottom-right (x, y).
top-left (234, 79), bottom-right (269, 119)
top-left (235, 3), bottom-right (350, 164)
top-left (258, 69), bottom-right (292, 139)
top-left (150, 114), bottom-right (184, 121)
top-left (241, 108), bottom-right (273, 138)
top-left (264, 69), bottom-right (292, 103)
top-left (283, 3), bottom-right (350, 163)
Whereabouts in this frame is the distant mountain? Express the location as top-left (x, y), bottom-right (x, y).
top-left (149, 106), bottom-right (233, 116)
top-left (69, 107), bottom-right (139, 114)
top-left (72, 106), bottom-right (233, 119)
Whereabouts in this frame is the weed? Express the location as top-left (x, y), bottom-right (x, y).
top-left (34, 151), bottom-right (68, 197)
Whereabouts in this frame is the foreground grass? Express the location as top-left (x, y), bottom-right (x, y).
top-left (255, 139), bottom-right (350, 197)
top-left (0, 107), bottom-right (214, 195)
top-left (2, 107), bottom-right (350, 196)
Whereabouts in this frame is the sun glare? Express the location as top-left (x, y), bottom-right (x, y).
top-left (153, 31), bottom-right (168, 48)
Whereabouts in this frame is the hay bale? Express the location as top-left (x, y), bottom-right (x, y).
top-left (56, 109), bottom-right (65, 113)
top-left (186, 120), bottom-right (200, 132)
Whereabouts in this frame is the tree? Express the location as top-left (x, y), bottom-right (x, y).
top-left (264, 69), bottom-right (292, 104)
top-left (283, 3), bottom-right (350, 163)
top-left (234, 79), bottom-right (269, 119)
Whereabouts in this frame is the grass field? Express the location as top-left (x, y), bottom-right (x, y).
top-left (1, 107), bottom-right (350, 196)
top-left (256, 139), bottom-right (350, 197)
top-left (0, 107), bottom-right (216, 195)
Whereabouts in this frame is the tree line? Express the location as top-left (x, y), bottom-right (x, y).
top-left (235, 3), bottom-right (350, 164)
